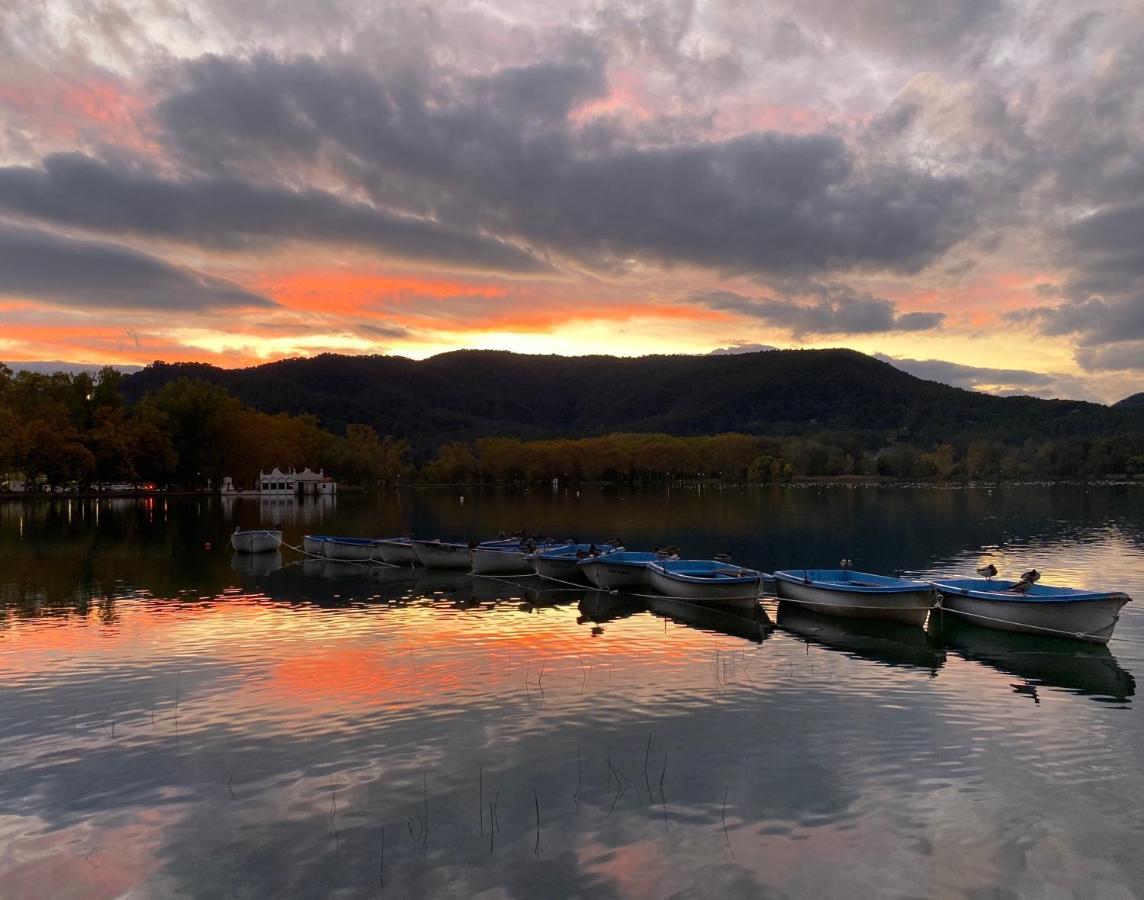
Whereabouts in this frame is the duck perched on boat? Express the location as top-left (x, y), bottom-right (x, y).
top-left (976, 563), bottom-right (998, 579)
top-left (1008, 569), bottom-right (1041, 592)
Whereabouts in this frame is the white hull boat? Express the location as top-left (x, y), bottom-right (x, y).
top-left (579, 551), bottom-right (661, 591)
top-left (231, 528), bottom-right (283, 554)
top-left (534, 543), bottom-right (621, 584)
top-left (322, 537), bottom-right (379, 562)
top-left (535, 554), bottom-right (585, 582)
top-left (773, 569), bottom-right (935, 627)
top-left (931, 578), bottom-right (1131, 644)
top-left (412, 539), bottom-right (473, 570)
top-left (303, 534), bottom-right (331, 556)
top-left (471, 541), bottom-right (533, 576)
top-left (647, 559), bottom-right (763, 609)
top-left (375, 537), bottom-right (416, 565)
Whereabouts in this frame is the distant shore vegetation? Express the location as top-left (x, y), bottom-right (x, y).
top-left (2, 366), bottom-right (1143, 494)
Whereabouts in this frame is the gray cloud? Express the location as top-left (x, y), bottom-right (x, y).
top-left (1016, 296), bottom-right (1144, 345)
top-left (1012, 201), bottom-right (1144, 365)
top-left (353, 322), bottom-right (411, 339)
top-left (1074, 342), bottom-right (1144, 373)
top-left (696, 286), bottom-right (945, 337)
top-left (0, 222), bottom-right (273, 311)
top-left (790, 0), bottom-right (1006, 60)
top-left (0, 153), bottom-right (545, 273)
top-left (874, 354), bottom-right (1106, 401)
top-left (151, 53), bottom-right (975, 277)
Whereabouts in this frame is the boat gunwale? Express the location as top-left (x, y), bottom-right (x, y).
top-left (773, 569), bottom-right (933, 594)
top-left (322, 536), bottom-right (382, 547)
top-left (411, 539), bottom-right (471, 552)
top-left (649, 560), bottom-right (763, 586)
top-left (931, 578), bottom-right (1131, 605)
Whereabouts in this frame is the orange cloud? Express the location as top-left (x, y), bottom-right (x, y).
top-left (571, 69), bottom-right (656, 124)
top-left (256, 271), bottom-right (509, 316)
top-left (248, 268), bottom-right (727, 337)
top-left (0, 73), bottom-right (155, 156)
top-left (450, 301), bottom-right (729, 334)
top-left (882, 271), bottom-right (1063, 329)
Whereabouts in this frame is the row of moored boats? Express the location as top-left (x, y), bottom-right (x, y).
top-left (231, 529), bottom-right (1133, 645)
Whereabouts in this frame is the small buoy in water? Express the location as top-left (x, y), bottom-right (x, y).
top-left (204, 541), bottom-right (212, 550)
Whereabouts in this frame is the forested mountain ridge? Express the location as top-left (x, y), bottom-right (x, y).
top-left (119, 349), bottom-right (1141, 450)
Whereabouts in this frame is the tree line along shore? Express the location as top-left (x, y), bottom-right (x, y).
top-left (2, 365), bottom-right (1143, 494)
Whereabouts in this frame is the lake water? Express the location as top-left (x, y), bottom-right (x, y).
top-left (2, 484), bottom-right (1143, 898)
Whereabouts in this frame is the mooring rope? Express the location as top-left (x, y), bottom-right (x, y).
top-left (931, 595), bottom-right (1142, 643)
top-left (279, 541), bottom-right (405, 570)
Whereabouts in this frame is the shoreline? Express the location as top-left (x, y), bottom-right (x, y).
top-left (2, 476), bottom-right (1141, 501)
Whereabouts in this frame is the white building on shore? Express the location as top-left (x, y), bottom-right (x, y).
top-left (221, 467), bottom-right (337, 497)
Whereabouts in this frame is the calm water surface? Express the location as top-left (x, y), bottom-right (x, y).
top-left (1, 484), bottom-right (1143, 898)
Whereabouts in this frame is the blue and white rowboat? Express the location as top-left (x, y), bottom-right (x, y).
top-left (231, 528), bottom-right (283, 554)
top-left (579, 551), bottom-right (665, 591)
top-left (374, 537), bottom-right (416, 565)
top-left (302, 534), bottom-right (334, 556)
top-left (533, 543), bottom-right (618, 583)
top-left (322, 536), bottom-right (382, 562)
top-left (471, 538), bottom-right (558, 576)
top-left (647, 559), bottom-right (764, 609)
top-left (930, 577), bottom-right (1132, 644)
top-left (773, 569), bottom-right (935, 626)
top-left (412, 539), bottom-right (473, 570)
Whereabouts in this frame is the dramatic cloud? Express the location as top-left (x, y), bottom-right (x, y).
top-left (1017, 201), bottom-right (1144, 369)
top-left (151, 53), bottom-right (975, 276)
top-left (0, 223), bottom-right (273, 311)
top-left (697, 286), bottom-right (944, 337)
top-left (0, 153), bottom-right (545, 272)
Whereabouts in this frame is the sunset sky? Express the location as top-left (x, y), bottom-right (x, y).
top-left (1, 0), bottom-right (1142, 402)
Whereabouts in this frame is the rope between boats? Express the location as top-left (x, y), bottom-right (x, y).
top-left (279, 541), bottom-right (404, 569)
top-left (469, 573), bottom-right (584, 593)
top-left (933, 601), bottom-right (1136, 643)
top-left (478, 571), bottom-right (766, 604)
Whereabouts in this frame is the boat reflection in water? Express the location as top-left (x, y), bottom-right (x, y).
top-left (249, 558), bottom-right (417, 605)
top-left (777, 602), bottom-right (946, 673)
top-left (577, 590), bottom-right (644, 632)
top-left (229, 550), bottom-right (284, 578)
top-left (646, 595), bottom-right (773, 643)
top-left (931, 614), bottom-right (1136, 703)
top-left (412, 568), bottom-right (472, 598)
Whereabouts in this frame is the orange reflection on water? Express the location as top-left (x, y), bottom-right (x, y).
top-left (0, 810), bottom-right (175, 900)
